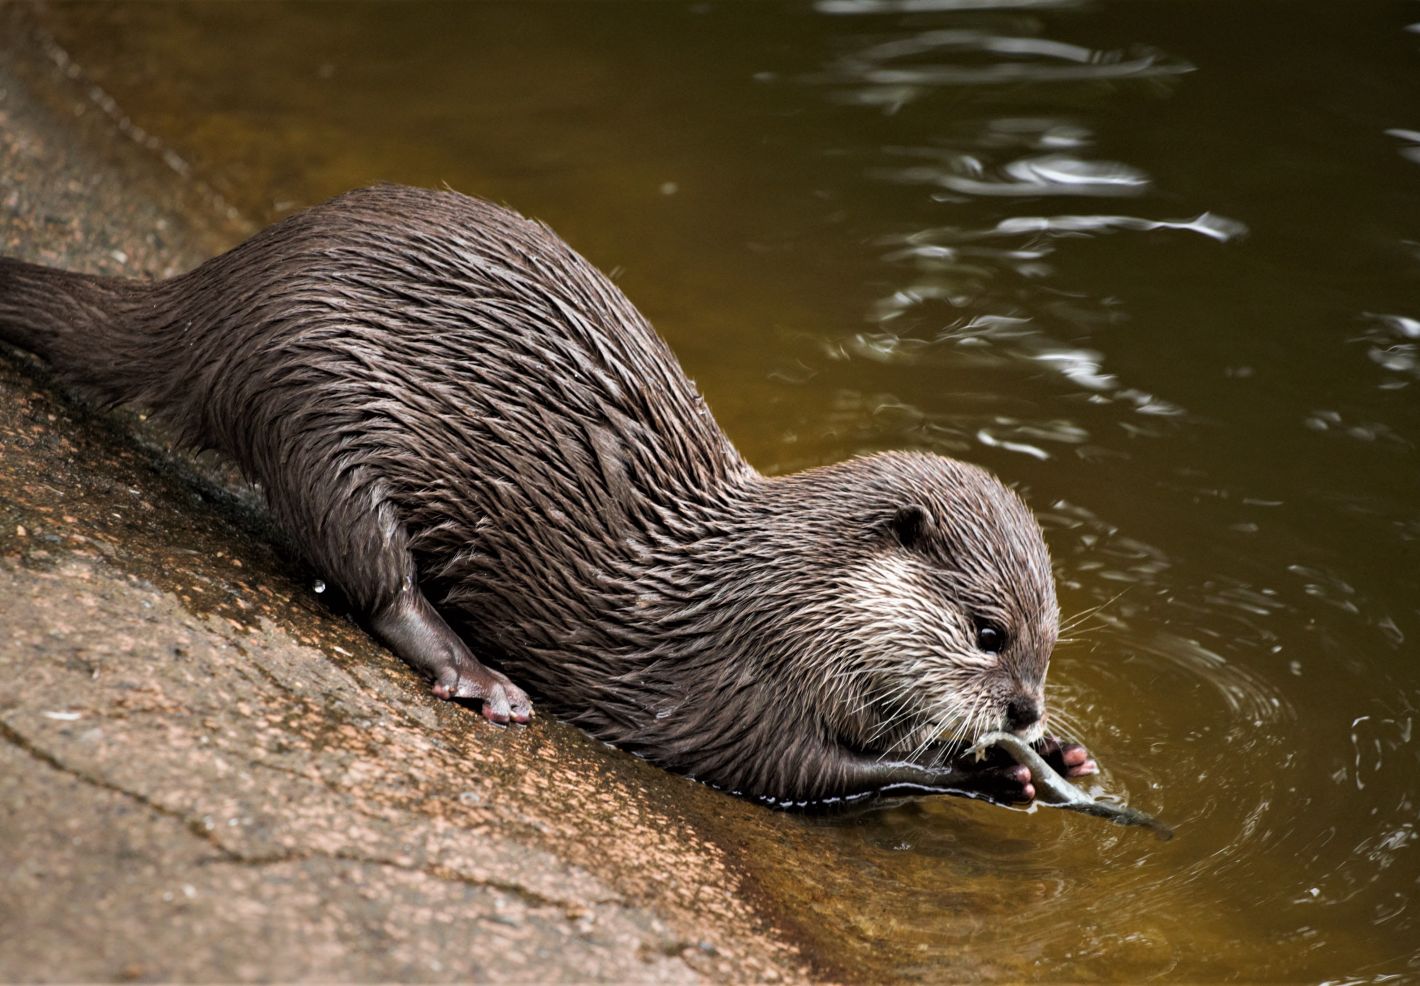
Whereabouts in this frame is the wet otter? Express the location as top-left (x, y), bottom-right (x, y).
top-left (0, 184), bottom-right (1094, 804)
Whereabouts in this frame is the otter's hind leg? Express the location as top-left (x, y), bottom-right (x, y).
top-left (263, 460), bottom-right (531, 724)
top-left (370, 584), bottom-right (532, 723)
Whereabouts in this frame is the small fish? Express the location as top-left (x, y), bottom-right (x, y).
top-left (971, 730), bottom-right (1174, 840)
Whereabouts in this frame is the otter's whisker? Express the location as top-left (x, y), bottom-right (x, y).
top-left (939, 689), bottom-right (987, 755)
top-left (864, 684), bottom-right (939, 744)
top-left (1043, 705), bottom-right (1089, 742)
top-left (1060, 587), bottom-right (1131, 635)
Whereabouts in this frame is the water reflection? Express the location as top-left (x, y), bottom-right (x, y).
top-left (817, 24), bottom-right (1191, 110)
top-left (885, 148), bottom-right (1151, 197)
top-left (843, 207), bottom-right (1247, 428)
top-left (1387, 127), bottom-right (1420, 164)
top-left (817, 0), bottom-right (1083, 14)
top-left (1359, 312), bottom-right (1420, 382)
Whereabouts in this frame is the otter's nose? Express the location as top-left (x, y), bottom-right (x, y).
top-left (1005, 696), bottom-right (1042, 732)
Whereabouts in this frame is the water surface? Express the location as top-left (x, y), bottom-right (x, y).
top-left (33, 1), bottom-right (1420, 979)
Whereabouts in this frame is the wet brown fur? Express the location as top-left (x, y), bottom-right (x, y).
top-left (0, 184), bottom-right (1059, 803)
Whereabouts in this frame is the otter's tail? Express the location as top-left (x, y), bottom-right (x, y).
top-left (0, 256), bottom-right (156, 406)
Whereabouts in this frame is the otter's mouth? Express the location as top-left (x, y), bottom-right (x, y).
top-left (937, 715), bottom-right (1046, 751)
top-left (928, 723), bottom-right (1045, 763)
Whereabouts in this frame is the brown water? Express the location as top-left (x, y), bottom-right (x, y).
top-left (31, 1), bottom-right (1420, 980)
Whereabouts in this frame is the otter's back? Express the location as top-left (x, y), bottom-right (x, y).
top-left (148, 186), bottom-right (746, 499)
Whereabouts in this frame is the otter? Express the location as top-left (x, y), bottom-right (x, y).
top-left (0, 184), bottom-right (1095, 805)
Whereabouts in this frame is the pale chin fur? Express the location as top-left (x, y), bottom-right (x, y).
top-left (847, 553), bottom-right (1051, 761)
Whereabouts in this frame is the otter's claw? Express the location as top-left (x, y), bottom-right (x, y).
top-left (432, 666), bottom-right (534, 724)
top-left (1035, 737), bottom-right (1098, 779)
top-left (370, 587), bottom-right (534, 725)
top-left (952, 735), bottom-right (1096, 804)
top-left (983, 762), bottom-right (1038, 804)
top-left (949, 747), bottom-right (1039, 803)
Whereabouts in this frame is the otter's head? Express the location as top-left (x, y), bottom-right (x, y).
top-left (617, 449), bottom-right (1059, 803)
top-left (763, 450), bottom-right (1058, 783)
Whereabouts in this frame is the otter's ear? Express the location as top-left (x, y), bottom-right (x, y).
top-left (885, 504), bottom-right (932, 549)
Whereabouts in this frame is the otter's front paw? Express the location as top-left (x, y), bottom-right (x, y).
top-left (432, 665), bottom-right (534, 725)
top-left (952, 748), bottom-right (1040, 803)
top-left (1035, 737), bottom-right (1098, 778)
top-left (951, 736), bottom-right (1098, 804)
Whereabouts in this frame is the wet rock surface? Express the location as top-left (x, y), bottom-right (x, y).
top-left (0, 9), bottom-right (807, 982)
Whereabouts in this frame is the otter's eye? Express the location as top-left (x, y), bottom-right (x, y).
top-left (974, 621), bottom-right (1006, 654)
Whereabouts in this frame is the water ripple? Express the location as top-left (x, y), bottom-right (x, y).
top-left (1357, 312), bottom-right (1420, 385)
top-left (1135, 633), bottom-right (1293, 728)
top-left (816, 27), bottom-right (1193, 110)
top-left (993, 211), bottom-right (1247, 242)
top-left (841, 210), bottom-right (1243, 419)
top-left (890, 152), bottom-right (1152, 197)
top-left (817, 0), bottom-right (1083, 14)
top-left (1385, 127), bottom-right (1420, 165)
